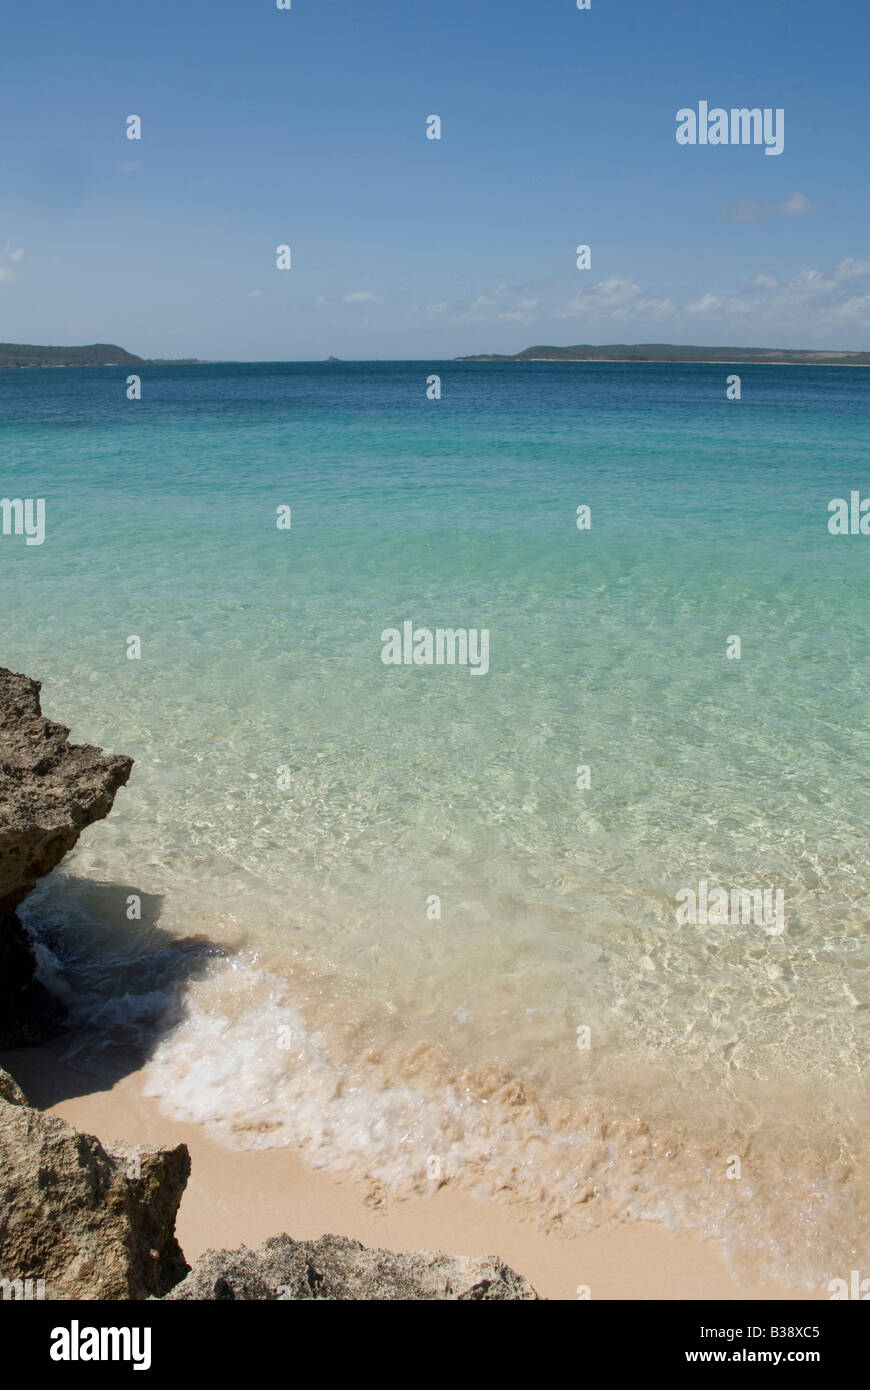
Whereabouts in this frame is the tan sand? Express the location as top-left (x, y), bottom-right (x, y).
top-left (2, 1046), bottom-right (821, 1301)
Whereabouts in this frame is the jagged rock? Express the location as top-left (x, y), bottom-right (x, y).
top-left (0, 1067), bottom-right (189, 1300)
top-left (164, 1233), bottom-right (539, 1301)
top-left (0, 667), bottom-right (133, 1044)
top-left (0, 1067), bottom-right (27, 1106)
top-left (0, 667), bottom-right (133, 915)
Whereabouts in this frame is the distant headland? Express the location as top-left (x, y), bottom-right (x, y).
top-left (455, 343), bottom-right (870, 366)
top-left (0, 343), bottom-right (203, 368)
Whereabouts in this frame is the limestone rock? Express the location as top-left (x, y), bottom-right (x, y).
top-left (0, 667), bottom-right (133, 915)
top-left (0, 667), bottom-right (133, 1044)
top-left (164, 1233), bottom-right (539, 1301)
top-left (0, 1066), bottom-right (27, 1106)
top-left (0, 1067), bottom-right (189, 1299)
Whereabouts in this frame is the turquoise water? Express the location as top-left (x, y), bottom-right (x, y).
top-left (3, 361), bottom-right (869, 1285)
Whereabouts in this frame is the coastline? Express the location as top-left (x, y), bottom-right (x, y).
top-left (1, 1045), bottom-right (822, 1301)
top-left (463, 358), bottom-right (870, 366)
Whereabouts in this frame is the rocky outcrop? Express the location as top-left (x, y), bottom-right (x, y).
top-left (0, 1067), bottom-right (27, 1106)
top-left (0, 667), bottom-right (132, 1044)
top-left (164, 1233), bottom-right (539, 1301)
top-left (0, 667), bottom-right (133, 915)
top-left (0, 1068), bottom-right (189, 1300)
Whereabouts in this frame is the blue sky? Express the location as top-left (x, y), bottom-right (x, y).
top-left (1, 0), bottom-right (868, 359)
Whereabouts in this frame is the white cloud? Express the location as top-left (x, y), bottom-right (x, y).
top-left (443, 256), bottom-right (870, 340)
top-left (834, 258), bottom-right (870, 280)
top-left (748, 274), bottom-right (778, 289)
top-left (247, 289), bottom-right (263, 298)
top-left (600, 277), bottom-right (641, 300)
top-left (8, 248), bottom-right (24, 263)
top-left (554, 278), bottom-right (643, 318)
top-left (781, 192), bottom-right (815, 216)
top-left (617, 296), bottom-right (676, 321)
top-left (724, 191), bottom-right (817, 223)
top-left (682, 258), bottom-right (870, 332)
top-left (793, 268), bottom-right (834, 291)
top-left (451, 275), bottom-right (675, 327)
top-left (0, 266), bottom-right (15, 284)
top-left (686, 293), bottom-right (725, 315)
top-left (833, 295), bottom-right (870, 321)
top-left (341, 291), bottom-right (381, 304)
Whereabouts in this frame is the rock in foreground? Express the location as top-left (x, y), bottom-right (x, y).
top-left (0, 1068), bottom-right (190, 1300)
top-left (164, 1233), bottom-right (539, 1300)
top-left (0, 667), bottom-right (133, 915)
top-left (0, 666), bottom-right (133, 1043)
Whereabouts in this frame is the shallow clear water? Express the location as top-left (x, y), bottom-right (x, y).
top-left (3, 361), bottom-right (869, 1286)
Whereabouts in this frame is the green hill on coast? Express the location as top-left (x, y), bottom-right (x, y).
top-left (0, 343), bottom-right (202, 368)
top-left (456, 343), bottom-right (870, 365)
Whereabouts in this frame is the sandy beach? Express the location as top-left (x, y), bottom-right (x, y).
top-left (1, 1045), bottom-right (822, 1301)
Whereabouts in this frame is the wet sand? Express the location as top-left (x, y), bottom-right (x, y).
top-left (2, 1046), bottom-right (823, 1301)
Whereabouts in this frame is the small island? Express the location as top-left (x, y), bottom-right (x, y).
top-left (456, 342), bottom-right (870, 366)
top-left (0, 343), bottom-right (203, 368)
